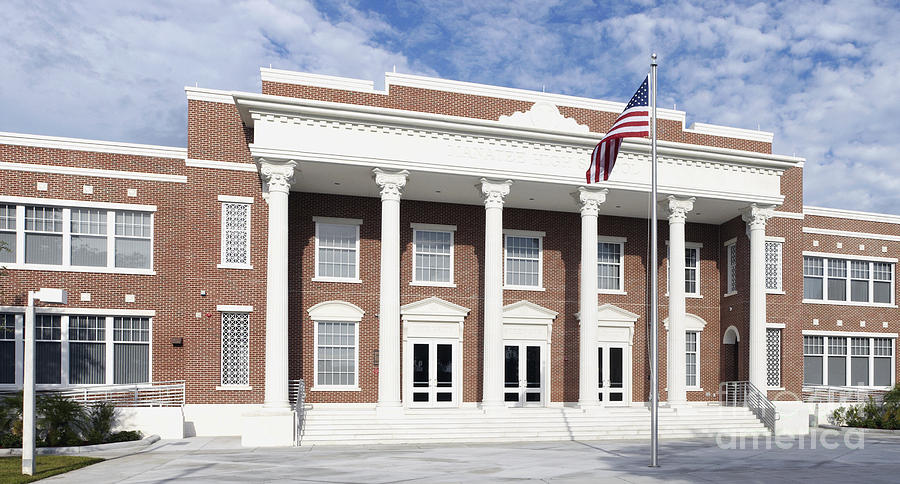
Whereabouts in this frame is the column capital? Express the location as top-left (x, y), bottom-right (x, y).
top-left (258, 159), bottom-right (297, 194)
top-left (577, 187), bottom-right (608, 217)
top-left (480, 178), bottom-right (513, 209)
top-left (665, 195), bottom-right (695, 223)
top-left (373, 168), bottom-right (409, 201)
top-left (741, 203), bottom-right (776, 231)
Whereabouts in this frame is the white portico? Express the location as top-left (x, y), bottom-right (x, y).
top-left (229, 72), bottom-right (801, 443)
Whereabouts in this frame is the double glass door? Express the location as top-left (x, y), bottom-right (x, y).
top-left (598, 344), bottom-right (626, 404)
top-left (410, 340), bottom-right (456, 407)
top-left (504, 342), bottom-right (544, 406)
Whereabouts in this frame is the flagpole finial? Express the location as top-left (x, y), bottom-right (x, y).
top-left (651, 52), bottom-right (657, 65)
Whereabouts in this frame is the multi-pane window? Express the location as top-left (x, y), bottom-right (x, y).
top-left (115, 212), bottom-right (152, 269)
top-left (70, 209), bottom-right (107, 267)
top-left (25, 206), bottom-right (63, 265)
top-left (113, 317), bottom-right (150, 384)
top-left (685, 247), bottom-right (700, 295)
top-left (315, 222), bottom-right (359, 281)
top-left (804, 334), bottom-right (895, 387)
top-left (725, 242), bottom-right (737, 294)
top-left (1, 203), bottom-right (154, 271)
top-left (766, 328), bottom-right (781, 387)
top-left (413, 229), bottom-right (453, 284)
top-left (505, 235), bottom-right (542, 288)
top-left (803, 256), bottom-right (894, 305)
top-left (0, 205), bottom-right (15, 263)
top-left (315, 321), bottom-right (357, 387)
top-left (686, 331), bottom-right (699, 388)
top-left (598, 242), bottom-right (623, 292)
top-left (68, 316), bottom-right (105, 384)
top-left (36, 315), bottom-right (61, 384)
top-left (221, 312), bottom-right (250, 386)
top-left (0, 314), bottom-right (15, 384)
top-left (221, 203), bottom-right (250, 267)
top-left (765, 241), bottom-right (782, 292)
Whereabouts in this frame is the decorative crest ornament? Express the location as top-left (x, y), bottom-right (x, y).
top-left (479, 178), bottom-right (512, 209)
top-left (373, 168), bottom-right (409, 201)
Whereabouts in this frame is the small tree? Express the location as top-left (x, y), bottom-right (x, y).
top-left (37, 394), bottom-right (87, 446)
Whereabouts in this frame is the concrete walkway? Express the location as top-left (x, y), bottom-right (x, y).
top-left (44, 430), bottom-right (900, 483)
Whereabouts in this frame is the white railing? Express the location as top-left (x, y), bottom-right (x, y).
top-left (719, 381), bottom-right (778, 433)
top-left (50, 380), bottom-right (185, 407)
top-left (289, 379), bottom-right (306, 446)
top-left (802, 385), bottom-right (887, 403)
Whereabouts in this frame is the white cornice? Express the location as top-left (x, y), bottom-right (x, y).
top-left (803, 227), bottom-right (900, 242)
top-left (260, 68), bottom-right (378, 92)
top-left (804, 206), bottom-right (900, 225)
top-left (0, 161), bottom-right (186, 183)
top-left (686, 122), bottom-right (774, 143)
top-left (184, 87), bottom-right (235, 104)
top-left (185, 158), bottom-right (257, 172)
top-left (0, 131), bottom-right (186, 159)
top-left (773, 210), bottom-right (804, 219)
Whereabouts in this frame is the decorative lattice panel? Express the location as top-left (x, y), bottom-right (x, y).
top-left (766, 328), bottom-right (781, 387)
top-left (727, 243), bottom-right (737, 293)
top-left (221, 312), bottom-right (250, 386)
top-left (223, 203), bottom-right (249, 265)
top-left (765, 241), bottom-right (782, 291)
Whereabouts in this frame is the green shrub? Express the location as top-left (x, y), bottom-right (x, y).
top-left (36, 394), bottom-right (86, 447)
top-left (831, 383), bottom-right (900, 430)
top-left (106, 430), bottom-right (142, 443)
top-left (0, 392), bottom-right (23, 445)
top-left (83, 402), bottom-right (117, 445)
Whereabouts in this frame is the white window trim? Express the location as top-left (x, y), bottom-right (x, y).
top-left (218, 199), bottom-right (253, 270)
top-left (802, 331), bottom-right (896, 389)
top-left (503, 229), bottom-right (545, 291)
top-left (765, 237), bottom-right (784, 294)
top-left (803, 253), bottom-right (896, 307)
top-left (313, 217), bottom-right (362, 283)
top-left (0, 312), bottom-right (153, 390)
top-left (312, 320), bottom-right (361, 391)
top-left (686, 330), bottom-right (701, 390)
top-left (665, 241), bottom-right (703, 298)
top-left (724, 238), bottom-right (737, 297)
top-left (598, 236), bottom-right (627, 295)
top-left (218, 310), bottom-right (252, 389)
top-left (410, 223), bottom-right (456, 287)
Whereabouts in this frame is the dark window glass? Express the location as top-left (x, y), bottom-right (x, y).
top-left (803, 356), bottom-right (823, 384)
top-left (504, 346), bottom-right (519, 388)
top-left (413, 343), bottom-right (428, 387)
top-left (526, 346), bottom-right (540, 388)
top-left (436, 344), bottom-right (452, 387)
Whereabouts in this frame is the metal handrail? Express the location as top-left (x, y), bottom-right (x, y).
top-left (719, 381), bottom-right (778, 434)
top-left (289, 379), bottom-right (306, 446)
top-left (1, 380), bottom-right (188, 407)
top-left (802, 385), bottom-right (887, 403)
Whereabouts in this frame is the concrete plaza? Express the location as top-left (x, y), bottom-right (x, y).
top-left (46, 430), bottom-right (900, 483)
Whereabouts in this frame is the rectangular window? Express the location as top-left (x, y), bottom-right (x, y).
top-left (598, 241), bottom-right (623, 292)
top-left (413, 229), bottom-right (453, 284)
top-left (827, 337), bottom-right (847, 386)
top-left (803, 335), bottom-right (824, 385)
top-left (505, 235), bottom-right (542, 288)
top-left (221, 202), bottom-right (251, 267)
top-left (874, 338), bottom-right (893, 387)
top-left (113, 317), bottom-right (150, 384)
top-left (221, 312), bottom-right (250, 386)
top-left (686, 331), bottom-right (699, 388)
top-left (68, 316), bottom-right (105, 384)
top-left (850, 337), bottom-right (869, 386)
top-left (25, 206), bottom-right (63, 265)
top-left (315, 223), bottom-right (359, 281)
top-left (36, 315), bottom-right (61, 384)
top-left (315, 321), bottom-right (357, 388)
top-left (804, 255), bottom-right (894, 306)
top-left (685, 247), bottom-right (699, 295)
top-left (765, 241), bottom-right (782, 292)
top-left (115, 211), bottom-right (152, 269)
top-left (0, 314), bottom-right (16, 384)
top-left (766, 328), bottom-right (781, 387)
top-left (70, 209), bottom-right (107, 267)
top-left (0, 205), bottom-right (15, 263)
top-left (725, 242), bottom-right (737, 294)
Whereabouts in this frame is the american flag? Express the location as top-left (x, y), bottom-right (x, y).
top-left (586, 76), bottom-right (650, 183)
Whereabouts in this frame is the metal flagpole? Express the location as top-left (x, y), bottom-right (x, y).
top-left (649, 52), bottom-right (660, 468)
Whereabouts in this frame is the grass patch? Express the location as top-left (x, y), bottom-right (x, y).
top-left (0, 455), bottom-right (103, 483)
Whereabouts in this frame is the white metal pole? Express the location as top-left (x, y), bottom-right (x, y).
top-left (649, 52), bottom-right (660, 468)
top-left (22, 291), bottom-right (35, 475)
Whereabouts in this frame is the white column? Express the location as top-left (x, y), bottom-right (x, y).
top-left (665, 195), bottom-right (694, 404)
top-left (480, 178), bottom-right (512, 409)
top-left (742, 204), bottom-right (775, 391)
top-left (578, 187), bottom-right (607, 408)
top-left (259, 159), bottom-right (297, 409)
top-left (374, 168), bottom-right (408, 412)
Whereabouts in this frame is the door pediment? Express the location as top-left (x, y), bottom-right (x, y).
top-left (401, 297), bottom-right (470, 340)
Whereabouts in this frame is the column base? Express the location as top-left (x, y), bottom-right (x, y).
top-left (241, 408), bottom-right (296, 447)
top-left (375, 403), bottom-right (404, 418)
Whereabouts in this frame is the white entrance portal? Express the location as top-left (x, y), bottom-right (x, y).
top-left (501, 301), bottom-right (558, 408)
top-left (596, 304), bottom-right (638, 407)
top-left (401, 297), bottom-right (470, 409)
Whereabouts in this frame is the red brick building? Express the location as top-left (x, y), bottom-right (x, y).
top-left (0, 69), bottom-right (895, 445)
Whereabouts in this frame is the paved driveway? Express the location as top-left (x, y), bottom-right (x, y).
top-left (45, 430), bottom-right (900, 483)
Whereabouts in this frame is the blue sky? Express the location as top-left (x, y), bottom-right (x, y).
top-left (3, 0), bottom-right (899, 214)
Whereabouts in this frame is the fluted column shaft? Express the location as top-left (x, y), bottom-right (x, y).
top-left (743, 204), bottom-right (775, 391)
top-left (578, 187), bottom-right (607, 408)
top-left (480, 178), bottom-right (512, 408)
top-left (666, 196), bottom-right (694, 404)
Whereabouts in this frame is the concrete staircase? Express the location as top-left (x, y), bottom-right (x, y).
top-left (297, 405), bottom-right (771, 446)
